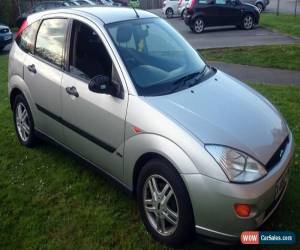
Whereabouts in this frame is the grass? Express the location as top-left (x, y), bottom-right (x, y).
top-left (0, 54), bottom-right (300, 249)
top-left (200, 44), bottom-right (300, 71)
top-left (200, 13), bottom-right (300, 71)
top-left (260, 13), bottom-right (300, 38)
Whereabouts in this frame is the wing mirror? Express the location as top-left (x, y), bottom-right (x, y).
top-left (88, 75), bottom-right (124, 99)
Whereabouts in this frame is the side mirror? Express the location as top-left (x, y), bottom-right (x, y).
top-left (88, 75), bottom-right (124, 99)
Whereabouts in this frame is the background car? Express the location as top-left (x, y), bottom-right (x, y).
top-left (68, 0), bottom-right (96, 5)
top-left (178, 0), bottom-right (191, 19)
top-left (184, 0), bottom-right (260, 33)
top-left (0, 23), bottom-right (13, 51)
top-left (241, 0), bottom-right (269, 12)
top-left (162, 0), bottom-right (179, 18)
top-left (16, 1), bottom-right (70, 27)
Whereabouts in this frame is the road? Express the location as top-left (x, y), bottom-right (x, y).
top-left (149, 9), bottom-right (299, 49)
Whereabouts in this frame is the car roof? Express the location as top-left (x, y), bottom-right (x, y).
top-left (28, 6), bottom-right (157, 25)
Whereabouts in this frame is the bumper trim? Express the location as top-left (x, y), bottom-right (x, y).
top-left (195, 225), bottom-right (239, 241)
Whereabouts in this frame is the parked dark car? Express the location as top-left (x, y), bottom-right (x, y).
top-left (16, 1), bottom-right (70, 27)
top-left (0, 23), bottom-right (13, 51)
top-left (184, 0), bottom-right (260, 33)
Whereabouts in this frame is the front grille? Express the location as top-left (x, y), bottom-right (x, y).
top-left (265, 136), bottom-right (289, 171)
top-left (0, 28), bottom-right (9, 34)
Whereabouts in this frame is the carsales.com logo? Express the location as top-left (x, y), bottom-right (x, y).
top-left (241, 231), bottom-right (296, 245)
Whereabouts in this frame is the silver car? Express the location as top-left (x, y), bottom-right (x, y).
top-left (0, 23), bottom-right (13, 51)
top-left (8, 6), bottom-right (293, 246)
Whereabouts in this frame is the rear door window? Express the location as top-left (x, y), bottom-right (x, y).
top-left (35, 19), bottom-right (68, 67)
top-left (16, 21), bottom-right (40, 54)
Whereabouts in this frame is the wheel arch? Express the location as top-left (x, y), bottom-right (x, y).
top-left (10, 87), bottom-right (23, 109)
top-left (123, 133), bottom-right (200, 194)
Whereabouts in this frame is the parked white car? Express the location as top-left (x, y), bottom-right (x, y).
top-left (177, 0), bottom-right (190, 19)
top-left (162, 0), bottom-right (179, 18)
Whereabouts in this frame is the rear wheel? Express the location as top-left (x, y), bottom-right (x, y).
top-left (166, 8), bottom-right (174, 19)
top-left (137, 158), bottom-right (194, 247)
top-left (193, 17), bottom-right (205, 33)
top-left (256, 3), bottom-right (263, 13)
top-left (13, 94), bottom-right (37, 147)
top-left (242, 15), bottom-right (254, 30)
top-left (181, 9), bottom-right (187, 20)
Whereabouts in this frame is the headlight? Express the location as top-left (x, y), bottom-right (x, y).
top-left (205, 145), bottom-right (267, 183)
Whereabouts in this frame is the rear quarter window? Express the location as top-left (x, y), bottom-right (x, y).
top-left (16, 21), bottom-right (40, 54)
top-left (35, 18), bottom-right (68, 67)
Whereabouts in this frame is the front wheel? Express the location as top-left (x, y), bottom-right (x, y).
top-left (137, 158), bottom-right (194, 247)
top-left (242, 15), bottom-right (254, 30)
top-left (193, 17), bottom-right (205, 33)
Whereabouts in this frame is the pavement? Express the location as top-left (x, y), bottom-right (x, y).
top-left (148, 9), bottom-right (299, 50)
top-left (209, 61), bottom-right (300, 85)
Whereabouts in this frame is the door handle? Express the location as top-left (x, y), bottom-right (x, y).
top-left (66, 86), bottom-right (79, 98)
top-left (27, 64), bottom-right (36, 74)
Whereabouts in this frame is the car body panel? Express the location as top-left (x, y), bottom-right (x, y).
top-left (144, 70), bottom-right (289, 165)
top-left (8, 7), bottom-right (293, 243)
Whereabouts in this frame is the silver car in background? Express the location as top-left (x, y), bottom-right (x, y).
top-left (241, 0), bottom-right (269, 12)
top-left (0, 23), bottom-right (13, 51)
top-left (8, 6), bottom-right (293, 246)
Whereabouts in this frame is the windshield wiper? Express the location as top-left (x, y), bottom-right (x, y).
top-left (169, 65), bottom-right (208, 94)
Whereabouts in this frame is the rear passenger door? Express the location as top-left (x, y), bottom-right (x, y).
top-left (24, 18), bottom-right (69, 143)
top-left (217, 0), bottom-right (241, 25)
top-left (195, 0), bottom-right (219, 26)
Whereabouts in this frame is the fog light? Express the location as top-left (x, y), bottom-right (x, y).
top-left (234, 204), bottom-right (251, 217)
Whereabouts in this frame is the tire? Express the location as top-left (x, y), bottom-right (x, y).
top-left (193, 17), bottom-right (205, 33)
top-left (181, 9), bottom-right (187, 20)
top-left (13, 94), bottom-right (37, 147)
top-left (255, 3), bottom-right (263, 13)
top-left (165, 8), bottom-right (173, 19)
top-left (242, 14), bottom-right (254, 30)
top-left (137, 158), bottom-right (194, 247)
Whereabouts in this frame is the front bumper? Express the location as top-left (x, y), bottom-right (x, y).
top-left (182, 134), bottom-right (294, 242)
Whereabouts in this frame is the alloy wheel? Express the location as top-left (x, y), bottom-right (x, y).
top-left (143, 174), bottom-right (179, 236)
top-left (15, 102), bottom-right (30, 142)
top-left (194, 19), bottom-right (204, 33)
top-left (243, 15), bottom-right (253, 30)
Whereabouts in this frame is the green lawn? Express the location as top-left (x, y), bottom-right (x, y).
top-left (260, 13), bottom-right (300, 38)
top-left (0, 54), bottom-right (299, 249)
top-left (200, 13), bottom-right (300, 71)
top-left (200, 44), bottom-right (300, 71)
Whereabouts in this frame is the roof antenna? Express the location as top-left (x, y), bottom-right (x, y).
top-left (132, 6), bottom-right (140, 18)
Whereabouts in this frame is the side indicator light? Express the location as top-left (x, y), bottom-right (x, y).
top-left (132, 126), bottom-right (142, 134)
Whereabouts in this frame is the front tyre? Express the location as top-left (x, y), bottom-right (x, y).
top-left (193, 17), bottom-right (205, 33)
top-left (242, 14), bottom-right (254, 30)
top-left (137, 158), bottom-right (194, 247)
top-left (13, 94), bottom-right (37, 147)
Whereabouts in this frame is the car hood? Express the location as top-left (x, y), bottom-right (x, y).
top-left (144, 70), bottom-right (289, 165)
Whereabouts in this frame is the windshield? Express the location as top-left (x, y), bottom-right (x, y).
top-left (105, 18), bottom-right (207, 96)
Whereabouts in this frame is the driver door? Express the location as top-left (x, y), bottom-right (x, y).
top-left (61, 19), bottom-right (128, 180)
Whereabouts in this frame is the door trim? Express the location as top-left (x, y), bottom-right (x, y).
top-left (36, 103), bottom-right (116, 153)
